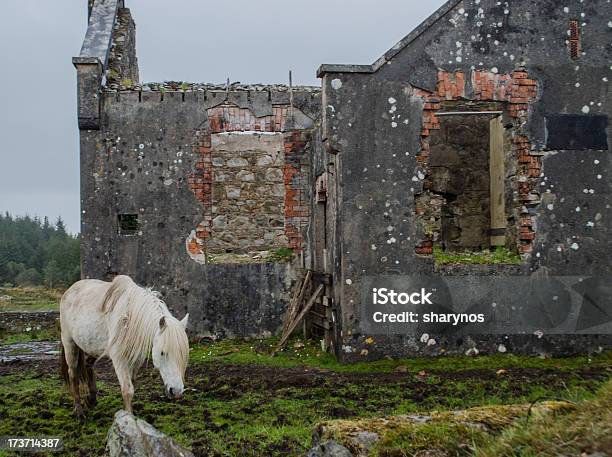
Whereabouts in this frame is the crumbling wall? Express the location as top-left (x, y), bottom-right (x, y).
top-left (413, 70), bottom-right (539, 255)
top-left (75, 0), bottom-right (321, 338)
top-left (187, 103), bottom-right (311, 261)
top-left (106, 8), bottom-right (139, 87)
top-left (319, 0), bottom-right (612, 359)
top-left (79, 84), bottom-right (319, 338)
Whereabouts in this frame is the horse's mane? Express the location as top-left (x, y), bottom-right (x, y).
top-left (101, 276), bottom-right (188, 372)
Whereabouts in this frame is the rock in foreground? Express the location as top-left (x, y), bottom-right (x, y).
top-left (306, 401), bottom-right (575, 457)
top-left (107, 410), bottom-right (194, 457)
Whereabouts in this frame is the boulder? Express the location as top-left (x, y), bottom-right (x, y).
top-left (305, 440), bottom-right (354, 457)
top-left (106, 410), bottom-right (194, 457)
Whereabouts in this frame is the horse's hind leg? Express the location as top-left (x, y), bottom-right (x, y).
top-left (84, 357), bottom-right (97, 408)
top-left (62, 339), bottom-right (85, 419)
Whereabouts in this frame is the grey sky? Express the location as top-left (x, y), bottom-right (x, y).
top-left (0, 0), bottom-right (446, 234)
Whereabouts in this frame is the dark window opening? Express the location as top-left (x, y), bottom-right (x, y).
top-left (546, 114), bottom-right (608, 150)
top-left (118, 214), bottom-right (139, 235)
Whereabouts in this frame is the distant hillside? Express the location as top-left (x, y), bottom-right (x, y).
top-left (0, 213), bottom-right (79, 287)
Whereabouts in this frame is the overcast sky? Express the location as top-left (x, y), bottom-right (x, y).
top-left (0, 0), bottom-right (446, 234)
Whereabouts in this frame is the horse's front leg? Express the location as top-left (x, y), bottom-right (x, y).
top-left (112, 358), bottom-right (135, 413)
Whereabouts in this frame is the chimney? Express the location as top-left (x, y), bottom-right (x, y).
top-left (88, 0), bottom-right (125, 19)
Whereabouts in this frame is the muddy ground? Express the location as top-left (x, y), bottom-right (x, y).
top-left (0, 338), bottom-right (610, 457)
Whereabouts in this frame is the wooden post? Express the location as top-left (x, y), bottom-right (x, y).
top-left (489, 115), bottom-right (506, 246)
top-left (274, 284), bottom-right (325, 354)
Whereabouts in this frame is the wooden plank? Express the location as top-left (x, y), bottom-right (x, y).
top-left (489, 115), bottom-right (506, 246)
top-left (274, 284), bottom-right (324, 354)
top-left (280, 270), bottom-right (311, 336)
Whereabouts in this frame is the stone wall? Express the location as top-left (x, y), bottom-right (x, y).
top-left (75, 4), bottom-right (321, 337)
top-left (208, 132), bottom-right (287, 254)
top-left (413, 70), bottom-right (539, 256)
top-left (77, 81), bottom-right (319, 338)
top-left (106, 7), bottom-right (139, 87)
top-left (318, 0), bottom-right (612, 360)
top-left (186, 102), bottom-right (312, 263)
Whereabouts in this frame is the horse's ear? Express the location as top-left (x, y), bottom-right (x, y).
top-left (180, 313), bottom-right (189, 329)
top-left (159, 316), bottom-right (167, 331)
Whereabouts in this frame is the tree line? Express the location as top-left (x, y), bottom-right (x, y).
top-left (0, 213), bottom-right (80, 288)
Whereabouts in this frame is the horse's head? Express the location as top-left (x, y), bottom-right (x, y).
top-left (152, 314), bottom-right (189, 400)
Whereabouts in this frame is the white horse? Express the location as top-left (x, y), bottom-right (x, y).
top-left (59, 275), bottom-right (189, 418)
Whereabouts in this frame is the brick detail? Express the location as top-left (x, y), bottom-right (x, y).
top-left (207, 105), bottom-right (288, 133)
top-left (415, 236), bottom-right (434, 256)
top-left (283, 131), bottom-right (310, 249)
top-left (414, 70), bottom-right (540, 256)
top-left (188, 104), bottom-right (309, 256)
top-left (189, 134), bottom-right (214, 245)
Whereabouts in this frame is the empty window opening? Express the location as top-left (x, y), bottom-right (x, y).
top-left (118, 214), bottom-right (139, 235)
top-left (421, 112), bottom-right (507, 252)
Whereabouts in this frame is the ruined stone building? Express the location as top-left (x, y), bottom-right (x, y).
top-left (75, 0), bottom-right (611, 360)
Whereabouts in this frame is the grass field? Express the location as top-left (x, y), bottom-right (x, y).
top-left (0, 335), bottom-right (610, 457)
top-left (0, 287), bottom-right (62, 312)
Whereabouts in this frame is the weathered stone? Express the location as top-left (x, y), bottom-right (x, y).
top-left (305, 440), bottom-right (354, 457)
top-left (236, 170), bottom-right (255, 181)
top-left (257, 155), bottom-right (274, 166)
top-left (272, 183), bottom-right (285, 197)
top-left (212, 215), bottom-right (227, 229)
top-left (75, 0), bottom-right (612, 355)
top-left (226, 157), bottom-right (249, 167)
top-left (106, 410), bottom-right (194, 457)
top-left (311, 402), bottom-right (575, 456)
top-left (225, 187), bottom-right (241, 199)
top-left (265, 168), bottom-right (284, 182)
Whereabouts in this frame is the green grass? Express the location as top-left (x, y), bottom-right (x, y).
top-left (192, 337), bottom-right (612, 374)
top-left (0, 287), bottom-right (62, 312)
top-left (203, 247), bottom-right (294, 264)
top-left (0, 335), bottom-right (609, 456)
top-left (434, 245), bottom-right (522, 266)
top-left (0, 328), bottom-right (60, 344)
top-left (265, 247), bottom-right (294, 263)
top-left (473, 380), bottom-right (612, 457)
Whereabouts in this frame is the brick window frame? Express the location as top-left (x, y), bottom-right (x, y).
top-left (413, 70), bottom-right (539, 257)
top-left (187, 104), bottom-right (310, 259)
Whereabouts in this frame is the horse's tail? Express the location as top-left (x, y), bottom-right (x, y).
top-left (59, 341), bottom-right (91, 389)
top-left (59, 342), bottom-right (69, 386)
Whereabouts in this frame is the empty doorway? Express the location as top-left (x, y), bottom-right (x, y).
top-left (424, 111), bottom-right (506, 251)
